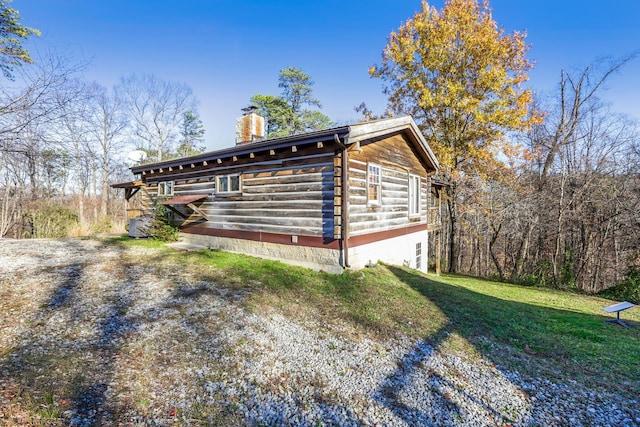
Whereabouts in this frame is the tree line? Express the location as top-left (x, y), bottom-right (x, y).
top-left (368, 0), bottom-right (639, 294)
top-left (1, 0), bottom-right (639, 296)
top-left (0, 7), bottom-right (207, 238)
top-left (0, 52), bottom-right (207, 237)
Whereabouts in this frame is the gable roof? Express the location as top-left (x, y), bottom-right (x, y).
top-left (130, 116), bottom-right (438, 175)
top-left (346, 116), bottom-right (439, 172)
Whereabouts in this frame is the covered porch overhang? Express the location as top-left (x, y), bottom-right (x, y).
top-left (111, 180), bottom-right (144, 201)
top-left (162, 194), bottom-right (209, 221)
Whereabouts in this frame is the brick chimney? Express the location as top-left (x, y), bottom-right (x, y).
top-left (236, 106), bottom-right (265, 145)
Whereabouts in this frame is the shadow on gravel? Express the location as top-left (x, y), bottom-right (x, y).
top-left (47, 263), bottom-right (83, 309)
top-left (4, 240), bottom-right (639, 426)
top-left (1, 239), bottom-right (248, 425)
top-left (0, 239), bottom-right (138, 426)
top-left (375, 336), bottom-right (517, 425)
top-left (384, 265), bottom-right (640, 426)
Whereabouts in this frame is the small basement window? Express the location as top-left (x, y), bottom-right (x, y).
top-left (416, 242), bottom-right (422, 270)
top-left (157, 181), bottom-right (174, 196)
top-left (367, 163), bottom-right (381, 205)
top-left (216, 174), bottom-right (241, 194)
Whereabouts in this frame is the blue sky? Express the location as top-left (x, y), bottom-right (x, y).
top-left (18, 0), bottom-right (640, 151)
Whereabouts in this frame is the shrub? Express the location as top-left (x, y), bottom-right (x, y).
top-left (513, 260), bottom-right (553, 288)
top-left (512, 273), bottom-right (540, 287)
top-left (23, 205), bottom-right (79, 238)
top-left (92, 215), bottom-right (113, 234)
top-left (148, 202), bottom-right (179, 242)
top-left (598, 267), bottom-right (640, 304)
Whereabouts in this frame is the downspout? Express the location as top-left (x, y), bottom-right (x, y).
top-left (334, 133), bottom-right (350, 268)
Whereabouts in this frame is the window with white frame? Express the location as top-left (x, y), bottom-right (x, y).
top-left (367, 163), bottom-right (381, 205)
top-left (216, 174), bottom-right (241, 194)
top-left (408, 174), bottom-right (421, 217)
top-left (157, 181), bottom-right (174, 196)
top-left (416, 242), bottom-right (422, 270)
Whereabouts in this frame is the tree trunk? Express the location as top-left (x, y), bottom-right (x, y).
top-left (511, 223), bottom-right (532, 278)
top-left (74, 145), bottom-right (85, 224)
top-left (489, 223), bottom-right (505, 280)
top-left (447, 184), bottom-right (459, 273)
top-left (101, 148), bottom-right (109, 217)
top-left (101, 165), bottom-right (108, 217)
top-left (27, 149), bottom-right (38, 200)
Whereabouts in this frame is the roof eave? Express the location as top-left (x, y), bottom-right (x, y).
top-left (131, 126), bottom-right (350, 174)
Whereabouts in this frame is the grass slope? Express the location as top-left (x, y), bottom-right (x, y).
top-left (124, 238), bottom-right (639, 396)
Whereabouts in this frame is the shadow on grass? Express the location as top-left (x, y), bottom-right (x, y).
top-left (387, 265), bottom-right (640, 392)
top-left (367, 265), bottom-right (640, 425)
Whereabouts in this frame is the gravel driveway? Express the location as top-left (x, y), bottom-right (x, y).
top-left (0, 238), bottom-right (638, 426)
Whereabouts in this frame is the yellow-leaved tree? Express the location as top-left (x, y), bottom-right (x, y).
top-left (370, 0), bottom-right (542, 272)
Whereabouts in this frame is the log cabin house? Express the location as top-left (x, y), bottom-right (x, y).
top-left (113, 110), bottom-right (444, 274)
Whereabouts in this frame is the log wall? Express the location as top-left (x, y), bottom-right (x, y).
top-left (141, 132), bottom-right (435, 242)
top-left (145, 150), bottom-right (336, 238)
top-left (348, 133), bottom-right (432, 237)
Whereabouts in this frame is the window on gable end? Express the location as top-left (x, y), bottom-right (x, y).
top-left (367, 163), bottom-right (381, 205)
top-left (408, 174), bottom-right (421, 217)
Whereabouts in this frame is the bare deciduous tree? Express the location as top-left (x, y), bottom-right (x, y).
top-left (0, 53), bottom-right (86, 236)
top-left (116, 73), bottom-right (197, 162)
top-left (437, 55), bottom-right (640, 294)
top-left (88, 83), bottom-right (127, 216)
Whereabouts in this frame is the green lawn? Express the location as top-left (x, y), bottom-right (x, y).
top-left (389, 267), bottom-right (640, 392)
top-left (117, 238), bottom-right (640, 396)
